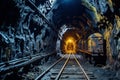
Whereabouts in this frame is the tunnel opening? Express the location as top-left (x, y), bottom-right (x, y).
top-left (56, 25), bottom-right (81, 54)
top-left (62, 36), bottom-right (77, 54)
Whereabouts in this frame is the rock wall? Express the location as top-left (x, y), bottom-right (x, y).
top-left (0, 0), bottom-right (57, 62)
top-left (78, 0), bottom-right (120, 66)
top-left (87, 0), bottom-right (120, 68)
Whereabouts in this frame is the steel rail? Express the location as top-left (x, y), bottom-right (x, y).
top-left (55, 54), bottom-right (70, 80)
top-left (73, 54), bottom-right (90, 80)
top-left (35, 54), bottom-right (66, 80)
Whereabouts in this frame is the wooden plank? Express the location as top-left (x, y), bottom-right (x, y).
top-left (51, 72), bottom-right (93, 75)
top-left (0, 52), bottom-right (55, 74)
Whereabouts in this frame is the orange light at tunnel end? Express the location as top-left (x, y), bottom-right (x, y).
top-left (64, 37), bottom-right (77, 54)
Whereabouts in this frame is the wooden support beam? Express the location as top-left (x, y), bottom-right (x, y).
top-left (0, 52), bottom-right (56, 75)
top-left (26, 0), bottom-right (50, 25)
top-left (26, 0), bottom-right (57, 33)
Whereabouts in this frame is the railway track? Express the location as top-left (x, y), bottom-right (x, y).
top-left (35, 54), bottom-right (96, 80)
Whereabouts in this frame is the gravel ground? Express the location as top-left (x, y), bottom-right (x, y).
top-left (2, 57), bottom-right (120, 80)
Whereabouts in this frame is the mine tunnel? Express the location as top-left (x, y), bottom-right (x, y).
top-left (0, 0), bottom-right (120, 80)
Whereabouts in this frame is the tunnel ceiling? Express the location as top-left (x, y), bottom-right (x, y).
top-left (51, 0), bottom-right (99, 38)
top-left (48, 0), bottom-right (120, 40)
top-left (0, 0), bottom-right (120, 39)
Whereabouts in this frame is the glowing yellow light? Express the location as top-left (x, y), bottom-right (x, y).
top-left (63, 37), bottom-right (77, 54)
top-left (68, 39), bottom-right (72, 43)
